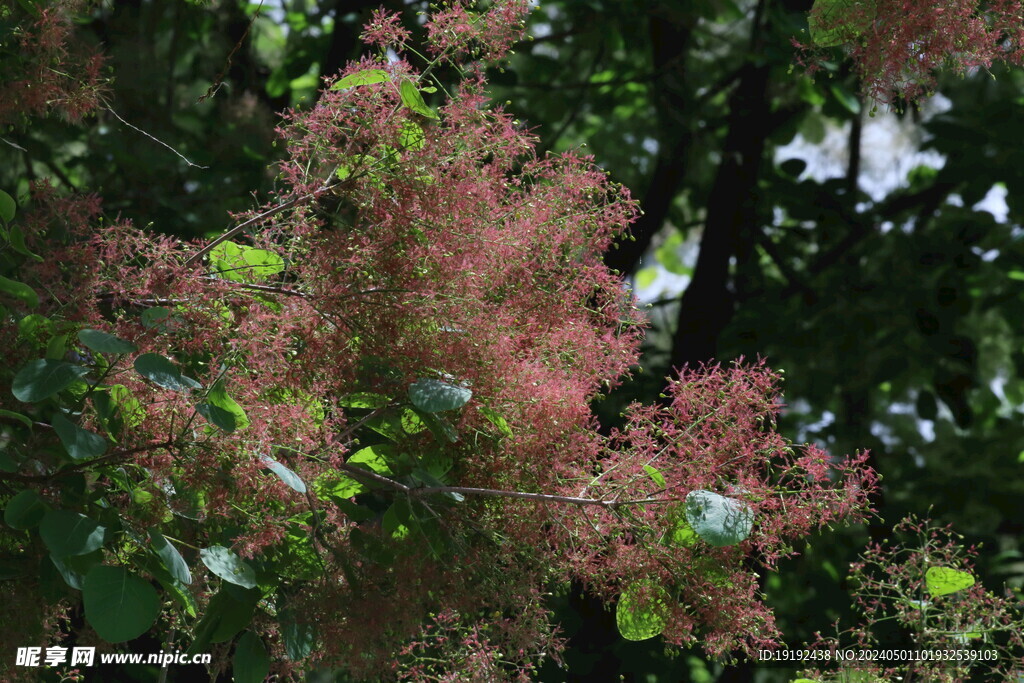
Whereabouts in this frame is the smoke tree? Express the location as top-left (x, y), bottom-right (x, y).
top-left (0, 1), bottom-right (877, 680)
top-left (799, 0), bottom-right (1024, 103)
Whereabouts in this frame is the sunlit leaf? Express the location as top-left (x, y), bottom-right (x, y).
top-left (200, 546), bottom-right (257, 589)
top-left (330, 68), bottom-right (389, 90)
top-left (925, 566), bottom-right (975, 597)
top-left (616, 580), bottom-right (671, 641)
top-left (684, 489), bottom-right (754, 547)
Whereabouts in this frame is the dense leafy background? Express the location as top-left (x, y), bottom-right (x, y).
top-left (3, 0), bottom-right (1024, 680)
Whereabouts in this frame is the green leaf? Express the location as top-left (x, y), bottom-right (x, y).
top-left (209, 240), bottom-right (285, 283)
top-left (925, 566), bottom-right (975, 597)
top-left (196, 402), bottom-right (236, 432)
top-left (338, 392), bottom-right (390, 409)
top-left (399, 79), bottom-right (439, 119)
top-left (77, 329), bottom-right (137, 355)
top-left (17, 313), bottom-right (53, 342)
top-left (207, 380), bottom-right (249, 430)
top-left (134, 353), bottom-right (201, 392)
top-left (83, 566), bottom-right (161, 642)
top-left (149, 530), bottom-right (192, 585)
top-left (399, 120), bottom-right (426, 151)
top-left (655, 231), bottom-right (692, 276)
top-left (261, 455), bottom-right (307, 493)
top-left (314, 471), bottom-right (367, 501)
top-left (233, 631), bottom-right (270, 683)
top-left (400, 408), bottom-right (427, 434)
top-left (684, 489), bottom-right (754, 547)
top-left (408, 378), bottom-right (472, 412)
top-left (335, 153), bottom-right (379, 183)
top-left (663, 514), bottom-right (698, 547)
top-left (280, 609), bottom-right (315, 661)
top-left (4, 489), bottom-right (48, 529)
top-left (8, 225), bottom-right (43, 262)
top-left (40, 510), bottom-right (106, 557)
top-left (50, 550), bottom-right (103, 591)
top-left (203, 589), bottom-right (258, 645)
top-left (200, 546), bottom-right (257, 589)
top-left (108, 384), bottom-right (145, 428)
top-left (140, 307), bottom-right (171, 329)
top-left (0, 409), bottom-right (32, 428)
top-left (0, 276), bottom-right (39, 309)
top-left (478, 405), bottom-right (512, 437)
top-left (635, 266), bottom-right (659, 290)
top-left (644, 464), bottom-right (666, 489)
top-left (51, 412), bottom-right (108, 460)
top-left (348, 444), bottom-right (396, 475)
top-left (616, 580), bottom-right (671, 641)
top-left (0, 189), bottom-right (15, 222)
top-left (330, 68), bottom-right (389, 90)
top-left (382, 501), bottom-right (411, 540)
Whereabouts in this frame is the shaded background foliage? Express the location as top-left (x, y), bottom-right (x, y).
top-left (3, 0), bottom-right (1024, 680)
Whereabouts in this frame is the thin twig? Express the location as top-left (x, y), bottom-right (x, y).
top-left (105, 106), bottom-right (209, 169)
top-left (183, 181), bottom-right (340, 267)
top-left (0, 440), bottom-right (174, 483)
top-left (332, 461), bottom-right (674, 508)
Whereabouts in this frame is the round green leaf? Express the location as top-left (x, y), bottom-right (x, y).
top-left (12, 359), bottom-right (89, 403)
top-left (684, 489), bottom-right (754, 547)
top-left (40, 509), bottom-right (106, 557)
top-left (83, 566), bottom-right (160, 642)
top-left (616, 580), bottom-right (671, 641)
top-left (338, 392), bottom-right (390, 409)
top-left (925, 566), bottom-right (975, 597)
top-left (200, 546), bottom-right (257, 589)
top-left (209, 240), bottom-right (284, 283)
top-left (149, 530), bottom-right (192, 585)
top-left (51, 412), bottom-right (108, 460)
top-left (4, 489), bottom-right (48, 529)
top-left (77, 329), bottom-right (137, 355)
top-left (0, 189), bottom-right (15, 223)
top-left (233, 631), bottom-right (270, 683)
top-left (408, 378), bottom-right (472, 412)
top-left (134, 353), bottom-right (201, 392)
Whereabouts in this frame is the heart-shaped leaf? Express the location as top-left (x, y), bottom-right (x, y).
top-left (83, 566), bottom-right (160, 642)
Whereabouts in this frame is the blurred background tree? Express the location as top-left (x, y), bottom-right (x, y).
top-left (4, 0), bottom-right (1024, 680)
